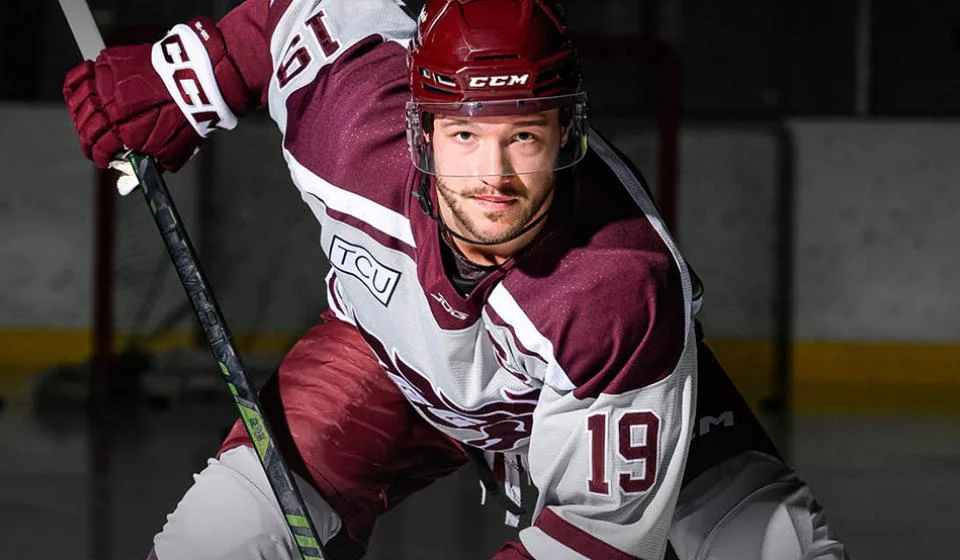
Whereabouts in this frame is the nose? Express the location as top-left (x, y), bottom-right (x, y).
top-left (475, 139), bottom-right (515, 179)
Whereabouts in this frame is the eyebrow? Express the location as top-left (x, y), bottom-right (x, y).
top-left (511, 117), bottom-right (550, 127)
top-left (436, 118), bottom-right (476, 128)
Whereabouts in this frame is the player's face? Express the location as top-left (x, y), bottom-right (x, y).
top-left (431, 110), bottom-right (565, 248)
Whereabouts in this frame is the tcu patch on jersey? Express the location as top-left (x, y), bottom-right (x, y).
top-left (329, 235), bottom-right (401, 306)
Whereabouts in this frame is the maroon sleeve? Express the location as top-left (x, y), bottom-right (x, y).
top-left (561, 249), bottom-right (686, 399)
top-left (502, 218), bottom-right (687, 398)
top-left (215, 0), bottom-right (280, 111)
top-left (491, 541), bottom-right (534, 560)
top-left (199, 0), bottom-right (306, 114)
top-left (280, 36), bottom-right (414, 212)
top-left (175, 0), bottom-right (375, 117)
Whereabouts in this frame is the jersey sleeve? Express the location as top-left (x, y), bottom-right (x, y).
top-left (144, 0), bottom-right (414, 138)
top-left (260, 0), bottom-right (417, 136)
top-left (495, 249), bottom-right (697, 560)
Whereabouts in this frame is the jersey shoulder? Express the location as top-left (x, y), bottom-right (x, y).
top-left (499, 150), bottom-right (687, 398)
top-left (271, 1), bottom-right (417, 215)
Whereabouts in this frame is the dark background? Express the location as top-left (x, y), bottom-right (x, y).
top-left (5, 0), bottom-right (960, 116)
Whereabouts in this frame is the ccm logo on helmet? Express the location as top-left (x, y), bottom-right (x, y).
top-left (468, 74), bottom-right (531, 88)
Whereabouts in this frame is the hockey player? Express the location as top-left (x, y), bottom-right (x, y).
top-left (62, 1), bottom-right (847, 558)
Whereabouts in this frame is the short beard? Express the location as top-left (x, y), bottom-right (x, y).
top-left (436, 175), bottom-right (555, 246)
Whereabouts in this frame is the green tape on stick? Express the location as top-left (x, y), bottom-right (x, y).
top-left (295, 534), bottom-right (320, 549)
top-left (237, 404), bottom-right (270, 459)
top-left (286, 514), bottom-right (311, 528)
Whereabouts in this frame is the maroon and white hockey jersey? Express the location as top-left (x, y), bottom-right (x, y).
top-left (170, 1), bottom-right (699, 558)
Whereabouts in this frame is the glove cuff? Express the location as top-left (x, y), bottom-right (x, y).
top-left (183, 17), bottom-right (259, 117)
top-left (150, 18), bottom-right (242, 138)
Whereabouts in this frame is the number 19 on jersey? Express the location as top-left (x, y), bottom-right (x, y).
top-left (587, 411), bottom-right (661, 495)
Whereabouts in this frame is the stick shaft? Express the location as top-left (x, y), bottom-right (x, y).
top-left (56, 1), bottom-right (326, 557)
top-left (130, 155), bottom-right (326, 560)
top-left (57, 0), bottom-right (105, 60)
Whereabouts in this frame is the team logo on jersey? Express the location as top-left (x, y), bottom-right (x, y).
top-left (355, 324), bottom-right (539, 452)
top-left (329, 236), bottom-right (401, 306)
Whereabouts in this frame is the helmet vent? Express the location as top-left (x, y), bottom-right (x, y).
top-left (473, 54), bottom-right (520, 61)
top-left (421, 83), bottom-right (459, 97)
top-left (434, 73), bottom-right (457, 87)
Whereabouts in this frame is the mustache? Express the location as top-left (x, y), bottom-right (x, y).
top-left (437, 179), bottom-right (527, 199)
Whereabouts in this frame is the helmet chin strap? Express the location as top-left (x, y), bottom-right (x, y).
top-left (413, 173), bottom-right (551, 248)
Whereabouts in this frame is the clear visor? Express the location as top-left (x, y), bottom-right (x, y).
top-left (405, 92), bottom-right (589, 177)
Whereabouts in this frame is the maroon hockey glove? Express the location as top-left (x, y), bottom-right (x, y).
top-left (62, 18), bottom-right (249, 172)
top-left (63, 45), bottom-right (198, 171)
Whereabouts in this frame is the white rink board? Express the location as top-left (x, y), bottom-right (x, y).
top-left (790, 119), bottom-right (960, 341)
top-left (2, 105), bottom-right (959, 343)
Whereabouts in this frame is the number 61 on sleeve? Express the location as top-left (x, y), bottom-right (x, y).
top-left (587, 411), bottom-right (661, 495)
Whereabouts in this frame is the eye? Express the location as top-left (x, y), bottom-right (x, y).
top-left (514, 131), bottom-right (538, 143)
top-left (452, 130), bottom-right (475, 142)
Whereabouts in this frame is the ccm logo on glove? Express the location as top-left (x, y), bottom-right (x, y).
top-left (152, 23), bottom-right (238, 137)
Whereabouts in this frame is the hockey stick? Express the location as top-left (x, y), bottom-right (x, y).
top-left (56, 2), bottom-right (326, 558)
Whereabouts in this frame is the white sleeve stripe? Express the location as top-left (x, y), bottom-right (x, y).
top-left (487, 284), bottom-right (575, 391)
top-left (519, 526), bottom-right (590, 560)
top-left (151, 23), bottom-right (238, 137)
top-left (285, 149), bottom-right (416, 248)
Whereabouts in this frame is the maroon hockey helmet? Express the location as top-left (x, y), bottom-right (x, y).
top-left (409, 0), bottom-right (581, 102)
top-left (405, 0), bottom-right (589, 176)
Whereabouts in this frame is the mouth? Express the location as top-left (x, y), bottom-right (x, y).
top-left (470, 194), bottom-right (519, 210)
